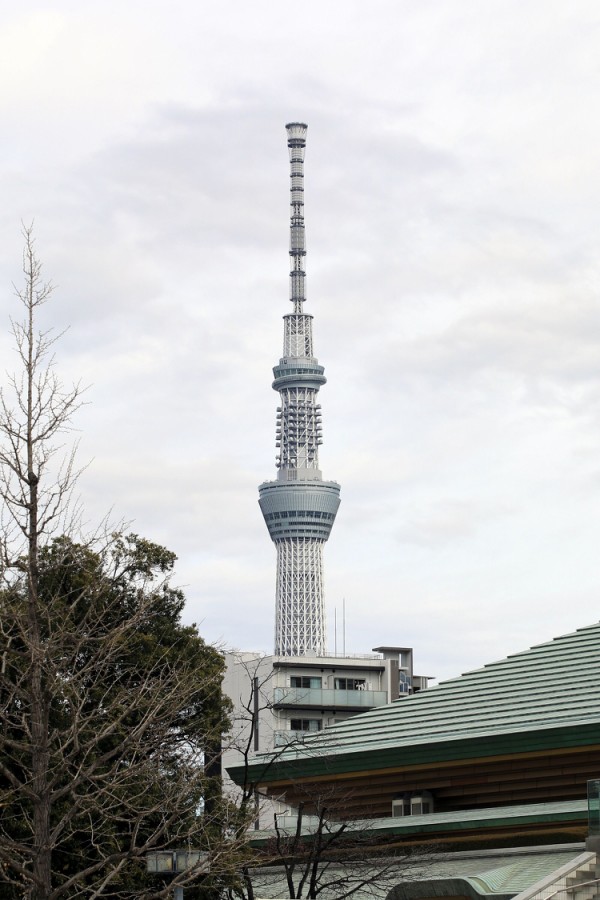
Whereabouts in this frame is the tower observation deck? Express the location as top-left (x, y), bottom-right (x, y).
top-left (259, 123), bottom-right (341, 657)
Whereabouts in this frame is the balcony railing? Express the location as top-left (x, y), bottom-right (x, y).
top-left (272, 687), bottom-right (388, 709)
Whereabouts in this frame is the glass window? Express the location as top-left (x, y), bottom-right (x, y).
top-left (290, 718), bottom-right (322, 732)
top-left (334, 678), bottom-right (366, 691)
top-left (290, 676), bottom-right (321, 689)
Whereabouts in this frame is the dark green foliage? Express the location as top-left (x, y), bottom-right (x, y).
top-left (0, 533), bottom-right (231, 898)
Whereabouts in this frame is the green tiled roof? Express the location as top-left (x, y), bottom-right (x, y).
top-left (233, 622), bottom-right (600, 783)
top-left (248, 846), bottom-right (588, 900)
top-left (369, 799), bottom-right (587, 836)
top-left (250, 801), bottom-right (587, 844)
top-left (398, 847), bottom-right (586, 895)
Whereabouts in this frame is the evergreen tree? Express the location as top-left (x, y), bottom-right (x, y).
top-left (0, 230), bottom-right (234, 898)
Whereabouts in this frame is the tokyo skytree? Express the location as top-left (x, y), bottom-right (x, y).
top-left (259, 123), bottom-right (341, 657)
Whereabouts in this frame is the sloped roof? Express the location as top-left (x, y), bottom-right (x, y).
top-left (248, 846), bottom-right (589, 900)
top-left (233, 622), bottom-right (600, 783)
top-left (390, 846), bottom-right (589, 898)
top-left (368, 799), bottom-right (588, 838)
top-left (250, 800), bottom-right (587, 843)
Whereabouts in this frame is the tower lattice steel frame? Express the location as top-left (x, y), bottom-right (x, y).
top-left (259, 123), bottom-right (341, 657)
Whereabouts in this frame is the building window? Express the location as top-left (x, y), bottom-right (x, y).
top-left (334, 678), bottom-right (366, 691)
top-left (398, 671), bottom-right (412, 693)
top-left (290, 718), bottom-right (322, 732)
top-left (290, 676), bottom-right (322, 689)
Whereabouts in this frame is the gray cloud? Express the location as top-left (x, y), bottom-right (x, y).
top-left (1, 1), bottom-right (600, 679)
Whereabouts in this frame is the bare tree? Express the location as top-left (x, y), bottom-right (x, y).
top-left (0, 229), bottom-right (236, 898)
top-left (251, 798), bottom-right (427, 900)
top-left (222, 662), bottom-right (430, 900)
top-left (222, 653), bottom-right (279, 814)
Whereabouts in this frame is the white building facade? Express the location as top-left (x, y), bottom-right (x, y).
top-left (222, 646), bottom-right (431, 825)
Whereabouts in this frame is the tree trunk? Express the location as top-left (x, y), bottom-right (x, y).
top-left (25, 243), bottom-right (51, 900)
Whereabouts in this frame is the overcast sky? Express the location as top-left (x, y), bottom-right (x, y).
top-left (2, 1), bottom-right (600, 681)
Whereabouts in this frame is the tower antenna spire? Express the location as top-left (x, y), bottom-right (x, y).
top-left (259, 123), bottom-right (341, 657)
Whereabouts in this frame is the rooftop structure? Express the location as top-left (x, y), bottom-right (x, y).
top-left (258, 123), bottom-right (340, 657)
top-left (229, 621), bottom-right (600, 844)
top-left (246, 846), bottom-right (598, 900)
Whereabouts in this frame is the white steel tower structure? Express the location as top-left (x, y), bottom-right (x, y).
top-left (259, 123), bottom-right (341, 657)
